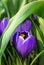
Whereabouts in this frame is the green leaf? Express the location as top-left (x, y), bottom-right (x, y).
top-left (30, 17), bottom-right (44, 45)
top-left (28, 0), bottom-right (36, 2)
top-left (1, 0), bottom-right (44, 57)
top-left (30, 50), bottom-right (44, 65)
top-left (18, 0), bottom-right (27, 9)
top-left (38, 17), bottom-right (44, 35)
top-left (0, 6), bottom-right (5, 17)
top-left (1, 0), bottom-right (10, 18)
top-left (36, 17), bottom-right (44, 65)
top-left (38, 41), bottom-right (44, 65)
top-left (31, 16), bottom-right (44, 65)
top-left (7, 0), bottom-right (17, 17)
top-left (3, 54), bottom-right (8, 65)
top-left (0, 2), bottom-right (5, 17)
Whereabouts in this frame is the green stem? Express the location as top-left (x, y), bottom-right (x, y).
top-left (22, 59), bottom-right (24, 65)
top-left (22, 59), bottom-right (26, 65)
top-left (1, 1), bottom-right (10, 18)
top-left (0, 58), bottom-right (1, 65)
top-left (30, 50), bottom-right (44, 65)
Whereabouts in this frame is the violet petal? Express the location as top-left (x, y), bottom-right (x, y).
top-left (13, 31), bottom-right (36, 58)
top-left (0, 18), bottom-right (9, 36)
top-left (11, 19), bottom-right (31, 41)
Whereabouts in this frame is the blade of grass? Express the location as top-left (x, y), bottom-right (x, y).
top-left (30, 50), bottom-right (44, 65)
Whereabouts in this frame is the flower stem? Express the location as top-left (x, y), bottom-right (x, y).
top-left (22, 58), bottom-right (26, 65)
top-left (0, 58), bottom-right (1, 65)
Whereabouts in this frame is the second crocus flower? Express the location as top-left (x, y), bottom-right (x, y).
top-left (0, 18), bottom-right (9, 36)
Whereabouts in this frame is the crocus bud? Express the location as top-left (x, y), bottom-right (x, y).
top-left (0, 18), bottom-right (9, 36)
top-left (32, 14), bottom-right (37, 20)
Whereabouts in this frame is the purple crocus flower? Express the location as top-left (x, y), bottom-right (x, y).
top-left (13, 31), bottom-right (36, 58)
top-left (0, 18), bottom-right (9, 36)
top-left (12, 19), bottom-right (36, 58)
